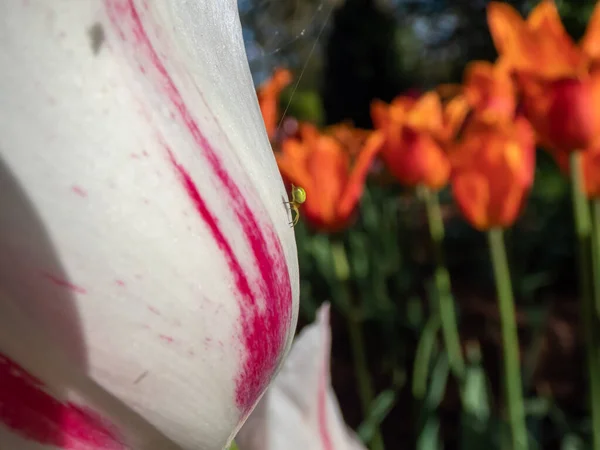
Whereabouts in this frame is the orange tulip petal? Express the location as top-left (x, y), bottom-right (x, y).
top-left (452, 172), bottom-right (490, 231)
top-left (406, 91), bottom-right (443, 134)
top-left (463, 60), bottom-right (515, 122)
top-left (498, 180), bottom-right (526, 228)
top-left (526, 0), bottom-right (582, 76)
top-left (450, 117), bottom-right (534, 230)
top-left (277, 139), bottom-right (313, 190)
top-left (487, 2), bottom-right (539, 72)
top-left (370, 100), bottom-right (390, 130)
top-left (304, 136), bottom-right (348, 227)
top-left (327, 122), bottom-right (371, 157)
top-left (437, 83), bottom-right (463, 99)
top-left (441, 95), bottom-right (470, 142)
top-left (383, 128), bottom-right (450, 189)
top-left (272, 68), bottom-right (293, 89)
top-left (338, 131), bottom-right (384, 220)
top-left (298, 122), bottom-right (320, 143)
top-left (391, 96), bottom-right (417, 111)
top-left (582, 1), bottom-right (600, 62)
top-left (529, 77), bottom-right (595, 152)
top-left (487, 1), bottom-right (581, 77)
top-left (497, 144), bottom-right (530, 227)
top-left (257, 68), bottom-right (293, 140)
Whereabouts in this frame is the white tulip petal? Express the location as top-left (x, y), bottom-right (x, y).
top-left (0, 0), bottom-right (299, 449)
top-left (235, 303), bottom-right (367, 450)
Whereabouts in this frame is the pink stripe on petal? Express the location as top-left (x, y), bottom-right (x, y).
top-left (104, 0), bottom-right (292, 413)
top-left (0, 353), bottom-right (125, 449)
top-left (317, 305), bottom-right (333, 450)
top-left (317, 376), bottom-right (333, 450)
top-left (42, 272), bottom-right (87, 295)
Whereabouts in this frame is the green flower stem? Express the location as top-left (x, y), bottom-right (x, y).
top-left (570, 153), bottom-right (600, 450)
top-left (331, 240), bottom-right (385, 450)
top-left (418, 185), bottom-right (465, 381)
top-left (347, 311), bottom-right (385, 450)
top-left (487, 228), bottom-right (528, 450)
top-left (592, 199), bottom-right (600, 317)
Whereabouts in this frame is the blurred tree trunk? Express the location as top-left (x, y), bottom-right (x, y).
top-left (322, 0), bottom-right (410, 128)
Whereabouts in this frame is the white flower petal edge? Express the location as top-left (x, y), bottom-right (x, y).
top-left (0, 1), bottom-right (299, 449)
top-left (235, 303), bottom-right (367, 450)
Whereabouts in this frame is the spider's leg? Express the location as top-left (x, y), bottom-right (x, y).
top-left (289, 204), bottom-right (299, 227)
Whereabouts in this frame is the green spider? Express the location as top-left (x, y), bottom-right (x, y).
top-left (284, 184), bottom-right (306, 227)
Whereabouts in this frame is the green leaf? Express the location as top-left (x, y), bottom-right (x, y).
top-left (561, 434), bottom-right (586, 450)
top-left (348, 231), bottom-right (370, 280)
top-left (525, 397), bottom-right (552, 418)
top-left (424, 352), bottom-right (450, 412)
top-left (406, 295), bottom-right (424, 329)
top-left (417, 416), bottom-right (443, 450)
top-left (462, 345), bottom-right (491, 422)
top-left (412, 314), bottom-right (441, 400)
top-left (357, 389), bottom-right (397, 442)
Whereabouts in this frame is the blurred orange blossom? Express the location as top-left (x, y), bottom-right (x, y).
top-left (276, 123), bottom-right (384, 232)
top-left (462, 59), bottom-right (516, 123)
top-left (487, 0), bottom-right (600, 153)
top-left (450, 116), bottom-right (536, 231)
top-left (370, 91), bottom-right (467, 190)
top-left (326, 122), bottom-right (373, 158)
top-left (444, 57), bottom-right (536, 230)
top-left (257, 68), bottom-right (293, 142)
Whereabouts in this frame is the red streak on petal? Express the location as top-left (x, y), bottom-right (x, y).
top-left (115, 279), bottom-right (126, 287)
top-left (159, 335), bottom-right (174, 343)
top-left (70, 185), bottom-right (87, 197)
top-left (42, 272), bottom-right (87, 295)
top-left (317, 369), bottom-right (333, 450)
top-left (104, 0), bottom-right (293, 414)
top-left (317, 308), bottom-right (333, 450)
top-left (0, 354), bottom-right (125, 449)
top-left (147, 306), bottom-right (160, 315)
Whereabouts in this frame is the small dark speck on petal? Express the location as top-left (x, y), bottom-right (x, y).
top-left (133, 371), bottom-right (149, 385)
top-left (88, 22), bottom-right (105, 55)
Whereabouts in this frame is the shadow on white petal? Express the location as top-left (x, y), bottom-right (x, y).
top-left (0, 159), bottom-right (87, 368)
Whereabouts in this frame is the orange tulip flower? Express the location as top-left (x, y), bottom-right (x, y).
top-left (276, 123), bottom-right (383, 232)
top-left (450, 116), bottom-right (536, 231)
top-left (462, 60), bottom-right (516, 124)
top-left (370, 92), bottom-right (453, 190)
top-left (257, 68), bottom-right (293, 141)
top-left (326, 122), bottom-right (373, 158)
top-left (487, 0), bottom-right (600, 153)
